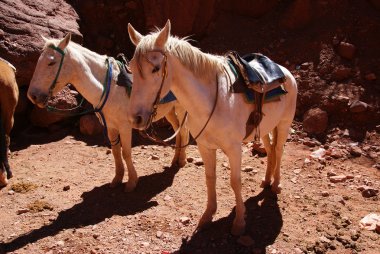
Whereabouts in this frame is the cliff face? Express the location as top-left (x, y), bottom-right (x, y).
top-left (0, 0), bottom-right (82, 86)
top-left (1, 0), bottom-right (379, 131)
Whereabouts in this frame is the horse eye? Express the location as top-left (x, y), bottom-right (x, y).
top-left (152, 65), bottom-right (160, 73)
top-left (48, 62), bottom-right (56, 66)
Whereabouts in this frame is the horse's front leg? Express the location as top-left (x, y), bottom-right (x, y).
top-left (226, 144), bottom-right (246, 235)
top-left (119, 126), bottom-right (138, 192)
top-left (108, 128), bottom-right (124, 187)
top-left (176, 106), bottom-right (189, 167)
top-left (197, 144), bottom-right (217, 229)
top-left (261, 133), bottom-right (274, 188)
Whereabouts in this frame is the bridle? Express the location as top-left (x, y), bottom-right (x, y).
top-left (138, 50), bottom-right (219, 149)
top-left (44, 44), bottom-right (118, 146)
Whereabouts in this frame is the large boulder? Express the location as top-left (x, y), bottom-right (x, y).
top-left (303, 108), bottom-right (329, 134)
top-left (0, 0), bottom-right (82, 87)
top-left (220, 0), bottom-right (278, 18)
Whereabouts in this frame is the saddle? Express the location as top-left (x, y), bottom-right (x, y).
top-left (226, 51), bottom-right (287, 139)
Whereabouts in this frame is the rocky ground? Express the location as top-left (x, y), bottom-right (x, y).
top-left (0, 123), bottom-right (379, 254)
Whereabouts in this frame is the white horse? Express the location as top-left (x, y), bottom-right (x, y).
top-left (27, 33), bottom-right (189, 192)
top-left (127, 20), bottom-right (297, 235)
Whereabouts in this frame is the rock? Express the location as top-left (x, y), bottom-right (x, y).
top-left (279, 0), bottom-right (312, 30)
top-left (221, 0), bottom-right (278, 18)
top-left (8, 190), bottom-right (15, 195)
top-left (332, 66), bottom-right (352, 81)
top-left (321, 191), bottom-right (329, 197)
top-left (156, 231), bottom-right (163, 238)
top-left (361, 188), bottom-right (379, 198)
top-left (364, 73), bottom-right (377, 81)
top-left (194, 158), bottom-right (204, 166)
top-left (303, 108), bottom-right (328, 134)
top-left (329, 175), bottom-right (347, 183)
top-left (17, 208), bottom-right (30, 215)
top-left (337, 42), bottom-right (356, 60)
top-left (186, 157), bottom-right (194, 163)
top-left (349, 145), bottom-right (362, 157)
top-left (0, 0), bottom-right (82, 86)
top-left (237, 235), bottom-right (255, 247)
top-left (242, 166), bottom-right (254, 172)
top-left (143, 0), bottom-right (216, 37)
top-left (30, 87), bottom-right (80, 127)
top-left (329, 148), bottom-right (345, 159)
top-left (360, 213), bottom-right (380, 231)
top-left (179, 216), bottom-right (190, 225)
top-left (151, 155), bottom-right (160, 160)
top-left (79, 114), bottom-right (103, 136)
top-left (349, 100), bottom-right (368, 113)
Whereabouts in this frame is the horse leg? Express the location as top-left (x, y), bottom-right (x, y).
top-left (227, 144), bottom-right (246, 235)
top-left (108, 128), bottom-right (125, 187)
top-left (197, 144), bottom-right (217, 229)
top-left (0, 113), bottom-right (8, 187)
top-left (164, 108), bottom-right (184, 167)
top-left (260, 133), bottom-right (274, 188)
top-left (175, 106), bottom-right (188, 167)
top-left (271, 124), bottom-right (290, 194)
top-left (120, 126), bottom-right (138, 192)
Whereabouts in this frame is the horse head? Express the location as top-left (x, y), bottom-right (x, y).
top-left (28, 33), bottom-right (72, 108)
top-left (127, 20), bottom-right (173, 130)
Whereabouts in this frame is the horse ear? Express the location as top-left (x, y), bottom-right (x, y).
top-left (155, 20), bottom-right (171, 49)
top-left (41, 35), bottom-right (49, 43)
top-left (58, 33), bottom-right (71, 50)
top-left (128, 23), bottom-right (143, 46)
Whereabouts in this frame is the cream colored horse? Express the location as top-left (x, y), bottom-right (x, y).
top-left (127, 20), bottom-right (297, 235)
top-left (27, 34), bottom-right (189, 192)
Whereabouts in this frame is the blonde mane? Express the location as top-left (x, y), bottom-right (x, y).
top-left (135, 30), bottom-right (225, 80)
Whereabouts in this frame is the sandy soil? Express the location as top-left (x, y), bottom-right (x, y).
top-left (0, 124), bottom-right (379, 254)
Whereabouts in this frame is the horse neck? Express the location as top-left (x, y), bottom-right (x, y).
top-left (68, 46), bottom-right (110, 107)
top-left (170, 57), bottom-right (220, 121)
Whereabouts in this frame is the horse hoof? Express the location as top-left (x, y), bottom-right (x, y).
top-left (124, 181), bottom-right (137, 192)
top-left (260, 180), bottom-right (271, 189)
top-left (171, 159), bottom-right (186, 168)
top-left (231, 221), bottom-right (245, 236)
top-left (110, 177), bottom-right (123, 188)
top-left (271, 184), bottom-right (282, 194)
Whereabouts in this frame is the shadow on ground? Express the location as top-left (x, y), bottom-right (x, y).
top-left (1, 165), bottom-right (180, 253)
top-left (178, 188), bottom-right (283, 254)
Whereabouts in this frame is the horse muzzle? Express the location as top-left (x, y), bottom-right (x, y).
top-left (27, 89), bottom-right (48, 108)
top-left (128, 113), bottom-right (149, 130)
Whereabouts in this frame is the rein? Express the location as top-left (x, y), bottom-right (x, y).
top-left (140, 51), bottom-right (219, 148)
top-left (44, 44), bottom-right (118, 145)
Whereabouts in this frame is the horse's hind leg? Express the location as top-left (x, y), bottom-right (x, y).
top-left (108, 128), bottom-right (125, 188)
top-left (197, 145), bottom-right (217, 230)
top-left (119, 126), bottom-right (138, 192)
top-left (271, 123), bottom-right (291, 194)
top-left (261, 133), bottom-right (275, 188)
top-left (175, 105), bottom-right (188, 167)
top-left (165, 107), bottom-right (187, 167)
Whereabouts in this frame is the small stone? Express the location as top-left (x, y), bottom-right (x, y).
top-left (237, 235), bottom-right (255, 247)
top-left (179, 216), bottom-right (190, 225)
top-left (242, 166), bottom-right (254, 172)
top-left (362, 188), bottom-right (379, 198)
top-left (8, 190), bottom-right (15, 195)
top-left (55, 240), bottom-right (65, 247)
top-left (156, 231), bottom-right (163, 238)
top-left (337, 41), bottom-right (356, 59)
top-left (93, 233), bottom-right (100, 239)
top-left (194, 159), bottom-right (204, 166)
top-left (17, 208), bottom-right (30, 215)
top-left (140, 241), bottom-right (149, 247)
top-left (349, 100), bottom-right (368, 113)
top-left (332, 66), bottom-right (352, 81)
top-left (321, 191), bottom-right (329, 197)
top-left (164, 195), bottom-right (172, 201)
top-left (364, 73), bottom-right (376, 81)
top-left (63, 185), bottom-right (70, 191)
top-left (106, 149), bottom-right (111, 155)
top-left (186, 157), bottom-right (194, 163)
top-left (329, 175), bottom-right (347, 183)
top-left (349, 145), bottom-right (362, 157)
top-left (151, 155), bottom-right (160, 160)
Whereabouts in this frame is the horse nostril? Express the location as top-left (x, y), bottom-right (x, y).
top-left (135, 115), bottom-right (143, 125)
